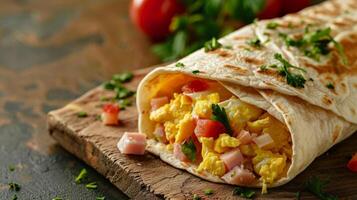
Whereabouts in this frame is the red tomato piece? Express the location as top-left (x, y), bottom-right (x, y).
top-left (281, 0), bottom-right (311, 14)
top-left (150, 96), bottom-right (169, 111)
top-left (347, 153), bottom-right (357, 173)
top-left (182, 80), bottom-right (209, 94)
top-left (130, 0), bottom-right (185, 40)
top-left (194, 119), bottom-right (226, 138)
top-left (257, 0), bottom-right (283, 19)
top-left (103, 103), bottom-right (120, 114)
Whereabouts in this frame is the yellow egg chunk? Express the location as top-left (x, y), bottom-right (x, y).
top-left (214, 133), bottom-right (240, 153)
top-left (199, 137), bottom-right (214, 157)
top-left (239, 144), bottom-right (256, 157)
top-left (193, 93), bottom-right (220, 118)
top-left (252, 148), bottom-right (287, 184)
top-left (169, 94), bottom-right (193, 120)
top-left (262, 121), bottom-right (290, 150)
top-left (197, 152), bottom-right (226, 177)
top-left (150, 104), bottom-right (171, 123)
top-left (247, 117), bottom-right (270, 134)
top-left (164, 121), bottom-right (178, 143)
top-left (175, 114), bottom-right (196, 143)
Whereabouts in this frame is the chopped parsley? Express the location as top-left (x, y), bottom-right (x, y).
top-left (211, 104), bottom-right (233, 135)
top-left (192, 194), bottom-right (201, 200)
top-left (192, 70), bottom-right (200, 74)
top-left (96, 197), bottom-right (106, 200)
top-left (8, 182), bottom-right (21, 191)
top-left (118, 99), bottom-right (132, 110)
top-left (181, 138), bottom-right (196, 161)
top-left (204, 37), bottom-right (222, 52)
top-left (77, 111), bottom-right (88, 118)
top-left (326, 83), bottom-right (335, 90)
top-left (175, 62), bottom-right (185, 68)
top-left (259, 65), bottom-right (268, 71)
top-left (85, 182), bottom-right (98, 190)
top-left (247, 37), bottom-right (261, 48)
top-left (305, 176), bottom-right (338, 200)
top-left (266, 21), bottom-right (279, 29)
top-left (273, 53), bottom-right (307, 88)
top-left (203, 188), bottom-right (214, 195)
top-left (232, 187), bottom-right (255, 199)
top-left (112, 72), bottom-right (133, 83)
top-left (8, 165), bottom-right (15, 172)
top-left (12, 194), bottom-right (18, 200)
top-left (75, 168), bottom-right (88, 184)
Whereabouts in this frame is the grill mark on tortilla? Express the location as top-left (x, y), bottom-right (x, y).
top-left (322, 95), bottom-right (333, 106)
top-left (243, 57), bottom-right (264, 66)
top-left (332, 125), bottom-right (341, 143)
top-left (353, 83), bottom-right (357, 89)
top-left (211, 49), bottom-right (231, 58)
top-left (233, 35), bottom-right (251, 40)
top-left (351, 108), bottom-right (356, 115)
top-left (223, 64), bottom-right (248, 75)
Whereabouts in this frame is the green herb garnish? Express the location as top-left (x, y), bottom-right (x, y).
top-left (247, 37), bottom-right (261, 48)
top-left (326, 83), bottom-right (335, 90)
top-left (112, 72), bottom-right (133, 83)
top-left (192, 70), bottom-right (200, 74)
top-left (273, 53), bottom-right (307, 88)
top-left (75, 168), bottom-right (88, 184)
top-left (204, 188), bottom-right (214, 195)
top-left (118, 99), bottom-right (132, 110)
top-left (305, 176), bottom-right (338, 200)
top-left (175, 62), bottom-right (185, 68)
top-left (266, 21), bottom-right (279, 29)
top-left (211, 104), bottom-right (233, 135)
top-left (9, 165), bottom-right (15, 172)
top-left (259, 65), bottom-right (268, 71)
top-left (232, 187), bottom-right (255, 199)
top-left (77, 111), bottom-right (88, 118)
top-left (96, 197), bottom-right (106, 200)
top-left (192, 194), bottom-right (201, 200)
top-left (12, 194), bottom-right (18, 200)
top-left (85, 182), bottom-right (98, 190)
top-left (181, 138), bottom-right (196, 161)
top-left (204, 37), bottom-right (222, 52)
top-left (8, 182), bottom-right (21, 191)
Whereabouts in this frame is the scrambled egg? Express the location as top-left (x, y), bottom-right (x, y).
top-left (221, 98), bottom-right (263, 133)
top-left (252, 148), bottom-right (287, 184)
top-left (199, 137), bottom-right (214, 157)
top-left (197, 152), bottom-right (226, 176)
top-left (213, 133), bottom-right (240, 153)
top-left (175, 113), bottom-right (195, 143)
top-left (239, 144), bottom-right (256, 157)
top-left (192, 93), bottom-right (220, 118)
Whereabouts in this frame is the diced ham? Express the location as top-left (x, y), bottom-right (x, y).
top-left (221, 166), bottom-right (256, 185)
top-left (102, 103), bottom-right (119, 125)
top-left (117, 132), bottom-right (147, 155)
top-left (220, 148), bottom-right (244, 171)
top-left (253, 134), bottom-right (274, 149)
top-left (237, 130), bottom-right (254, 145)
top-left (173, 143), bottom-right (189, 162)
top-left (150, 96), bottom-right (169, 111)
top-left (153, 124), bottom-right (168, 143)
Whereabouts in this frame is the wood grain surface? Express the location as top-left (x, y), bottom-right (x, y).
top-left (48, 68), bottom-right (357, 200)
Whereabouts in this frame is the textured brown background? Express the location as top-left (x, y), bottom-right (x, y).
top-left (0, 0), bottom-right (158, 199)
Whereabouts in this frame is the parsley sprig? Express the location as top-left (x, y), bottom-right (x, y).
top-left (232, 187), bottom-right (255, 199)
top-left (204, 37), bottom-right (222, 52)
top-left (181, 138), bottom-right (196, 161)
top-left (211, 104), bottom-right (233, 135)
top-left (152, 0), bottom-right (266, 61)
top-left (75, 168), bottom-right (88, 184)
top-left (305, 176), bottom-right (338, 200)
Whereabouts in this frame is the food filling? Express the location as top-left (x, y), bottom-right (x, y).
top-left (148, 78), bottom-right (292, 188)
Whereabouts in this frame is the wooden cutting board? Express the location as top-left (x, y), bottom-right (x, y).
top-left (47, 67), bottom-right (357, 200)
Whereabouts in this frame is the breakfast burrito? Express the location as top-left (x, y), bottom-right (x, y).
top-left (136, 0), bottom-right (357, 190)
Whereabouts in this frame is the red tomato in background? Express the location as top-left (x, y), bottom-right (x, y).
top-left (257, 0), bottom-right (283, 19)
top-left (130, 0), bottom-right (185, 40)
top-left (194, 119), bottom-right (226, 138)
top-left (281, 0), bottom-right (311, 14)
top-left (182, 80), bottom-right (209, 93)
top-left (347, 153), bottom-right (357, 173)
top-left (103, 103), bottom-right (119, 114)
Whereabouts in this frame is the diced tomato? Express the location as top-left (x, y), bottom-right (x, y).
top-left (194, 119), bottom-right (226, 138)
top-left (117, 132), bottom-right (147, 155)
top-left (173, 143), bottom-right (189, 162)
top-left (150, 96), bottom-right (169, 111)
top-left (257, 0), bottom-right (283, 19)
top-left (102, 103), bottom-right (119, 125)
top-left (347, 153), bottom-right (357, 173)
top-left (153, 124), bottom-right (168, 144)
top-left (182, 80), bottom-right (209, 94)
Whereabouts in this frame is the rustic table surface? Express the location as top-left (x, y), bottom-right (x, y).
top-left (0, 0), bottom-right (159, 199)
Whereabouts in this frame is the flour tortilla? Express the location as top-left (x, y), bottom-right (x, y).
top-left (137, 0), bottom-right (357, 187)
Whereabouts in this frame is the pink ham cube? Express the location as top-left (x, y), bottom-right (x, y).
top-left (221, 166), bottom-right (256, 185)
top-left (220, 148), bottom-right (244, 171)
top-left (117, 132), bottom-right (147, 155)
